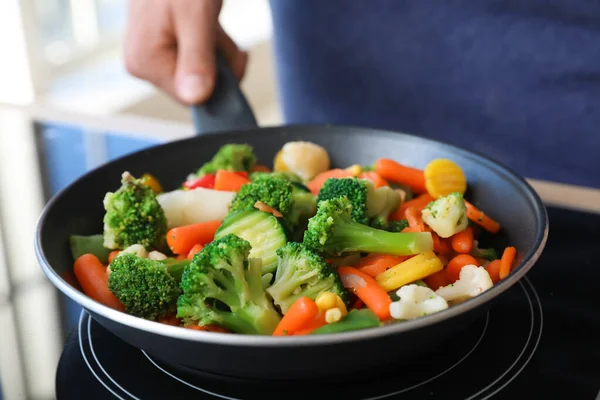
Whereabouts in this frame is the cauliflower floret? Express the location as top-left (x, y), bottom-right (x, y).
top-left (118, 244), bottom-right (148, 258)
top-left (421, 192), bottom-right (468, 238)
top-left (435, 265), bottom-right (493, 302)
top-left (148, 250), bottom-right (167, 260)
top-left (389, 284), bottom-right (449, 320)
top-left (274, 141), bottom-right (330, 181)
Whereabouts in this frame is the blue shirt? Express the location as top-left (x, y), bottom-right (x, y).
top-left (269, 0), bottom-right (600, 188)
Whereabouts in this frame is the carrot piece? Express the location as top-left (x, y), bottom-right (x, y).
top-left (166, 220), bottom-right (222, 255)
top-left (307, 169), bottom-right (355, 195)
top-left (352, 298), bottom-right (364, 310)
top-left (485, 260), bottom-right (502, 284)
top-left (214, 170), bottom-right (251, 192)
top-left (176, 254), bottom-right (187, 260)
top-left (355, 254), bottom-right (409, 277)
top-left (186, 324), bottom-right (229, 333)
top-left (108, 250), bottom-right (120, 264)
top-left (73, 254), bottom-right (125, 312)
top-left (423, 269), bottom-right (451, 291)
top-left (405, 206), bottom-right (425, 232)
top-left (159, 315), bottom-right (181, 326)
top-left (389, 194), bottom-right (434, 221)
top-left (252, 164), bottom-right (271, 173)
top-left (273, 297), bottom-right (319, 336)
top-left (187, 244), bottom-right (205, 260)
top-left (374, 159), bottom-right (427, 194)
top-left (431, 232), bottom-right (451, 255)
top-left (293, 312), bottom-right (327, 336)
top-left (499, 246), bottom-right (517, 279)
top-left (358, 171), bottom-right (389, 188)
top-left (446, 254), bottom-right (479, 283)
top-left (451, 227), bottom-right (474, 254)
top-left (464, 201), bottom-right (501, 234)
top-left (337, 266), bottom-right (392, 321)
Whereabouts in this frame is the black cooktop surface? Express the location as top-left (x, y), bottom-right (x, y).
top-left (55, 207), bottom-right (600, 399)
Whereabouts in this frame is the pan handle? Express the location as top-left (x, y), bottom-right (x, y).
top-left (190, 53), bottom-right (258, 135)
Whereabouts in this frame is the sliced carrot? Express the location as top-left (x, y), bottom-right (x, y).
top-left (187, 244), bottom-right (205, 260)
top-left (358, 171), bottom-right (389, 188)
top-left (252, 164), bottom-right (271, 173)
top-left (499, 246), bottom-right (517, 280)
top-left (464, 201), bottom-right (501, 234)
top-left (73, 254), bottom-right (125, 312)
top-left (214, 170), bottom-right (251, 192)
top-left (159, 315), bottom-right (182, 326)
top-left (186, 324), bottom-right (229, 333)
top-left (423, 269), bottom-right (451, 291)
top-left (374, 158), bottom-right (427, 194)
top-left (176, 254), bottom-right (187, 261)
top-left (108, 250), bottom-right (120, 264)
top-left (293, 312), bottom-right (327, 336)
top-left (485, 260), bottom-right (502, 284)
top-left (307, 169), bottom-right (355, 195)
top-left (337, 266), bottom-right (392, 321)
top-left (405, 206), bottom-right (425, 232)
top-left (446, 254), bottom-right (478, 283)
top-left (431, 232), bottom-right (451, 255)
top-left (390, 194), bottom-right (434, 221)
top-left (166, 220), bottom-right (222, 255)
top-left (273, 297), bottom-right (319, 336)
top-left (451, 227), bottom-right (474, 254)
top-left (355, 254), bottom-right (410, 277)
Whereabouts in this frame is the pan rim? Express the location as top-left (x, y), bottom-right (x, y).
top-left (34, 124), bottom-right (549, 347)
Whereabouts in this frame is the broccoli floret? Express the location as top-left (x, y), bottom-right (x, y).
top-left (108, 253), bottom-right (191, 320)
top-left (249, 171), bottom-right (304, 183)
top-left (103, 172), bottom-right (168, 251)
top-left (471, 240), bottom-right (499, 261)
top-left (421, 192), bottom-right (468, 238)
top-left (317, 178), bottom-right (401, 227)
top-left (303, 197), bottom-right (434, 257)
top-left (196, 144), bottom-right (256, 177)
top-left (176, 234), bottom-right (281, 335)
top-left (374, 219), bottom-right (409, 232)
top-left (266, 242), bottom-right (349, 314)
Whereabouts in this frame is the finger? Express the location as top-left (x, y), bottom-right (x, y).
top-left (171, 0), bottom-right (222, 104)
top-left (216, 25), bottom-right (248, 80)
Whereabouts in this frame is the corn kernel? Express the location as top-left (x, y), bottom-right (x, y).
top-left (345, 164), bottom-right (363, 177)
top-left (273, 150), bottom-right (288, 172)
top-left (315, 292), bottom-right (337, 311)
top-left (424, 159), bottom-right (467, 199)
top-left (325, 307), bottom-right (343, 324)
top-left (141, 173), bottom-right (163, 194)
top-left (335, 297), bottom-right (348, 316)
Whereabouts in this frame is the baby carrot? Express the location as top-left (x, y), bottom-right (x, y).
top-left (446, 254), bottom-right (478, 283)
top-left (389, 194), bottom-right (434, 221)
top-left (358, 171), bottom-right (389, 188)
top-left (337, 266), bottom-right (392, 321)
top-left (485, 260), bottom-right (502, 284)
top-left (108, 250), bottom-right (120, 264)
top-left (251, 164), bottom-right (271, 173)
top-left (273, 297), bottom-right (319, 336)
top-left (307, 169), bottom-right (355, 195)
top-left (166, 220), bottom-right (222, 255)
top-left (73, 254), bottom-right (125, 312)
top-left (404, 206), bottom-right (425, 232)
top-left (187, 244), bottom-right (205, 260)
top-left (451, 227), bottom-right (474, 254)
top-left (499, 246), bottom-right (517, 279)
top-left (464, 201), bottom-right (501, 234)
top-left (431, 232), bottom-right (451, 255)
top-left (159, 315), bottom-right (182, 326)
top-left (423, 269), bottom-right (451, 291)
top-left (355, 254), bottom-right (410, 277)
top-left (374, 159), bottom-right (427, 194)
top-left (214, 170), bottom-right (251, 192)
top-left (293, 312), bottom-right (327, 336)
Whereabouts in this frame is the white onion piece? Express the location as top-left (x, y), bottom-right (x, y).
top-left (341, 273), bottom-right (367, 289)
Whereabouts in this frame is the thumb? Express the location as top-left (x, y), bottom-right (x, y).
top-left (172, 0), bottom-right (221, 104)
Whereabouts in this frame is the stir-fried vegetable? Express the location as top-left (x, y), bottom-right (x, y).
top-left (68, 141), bottom-right (516, 335)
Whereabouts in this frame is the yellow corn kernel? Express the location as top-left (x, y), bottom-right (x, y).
top-left (424, 158), bottom-right (467, 199)
top-left (335, 297), bottom-right (348, 316)
top-left (345, 164), bottom-right (363, 177)
top-left (141, 173), bottom-right (163, 194)
top-left (273, 150), bottom-right (288, 172)
top-left (315, 292), bottom-right (337, 312)
top-left (376, 251), bottom-right (443, 292)
top-left (325, 307), bottom-right (343, 324)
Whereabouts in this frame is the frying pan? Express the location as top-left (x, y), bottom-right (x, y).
top-left (35, 55), bottom-right (548, 380)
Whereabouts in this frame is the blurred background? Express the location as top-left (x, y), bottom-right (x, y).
top-left (0, 1), bottom-right (280, 399)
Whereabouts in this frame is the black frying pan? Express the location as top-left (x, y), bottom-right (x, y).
top-left (35, 55), bottom-right (548, 380)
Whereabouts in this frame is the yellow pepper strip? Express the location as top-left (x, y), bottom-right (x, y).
top-left (141, 173), bottom-right (163, 194)
top-left (375, 251), bottom-right (443, 292)
top-left (424, 159), bottom-right (467, 199)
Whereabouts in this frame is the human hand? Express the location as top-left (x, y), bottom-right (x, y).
top-left (124, 0), bottom-right (248, 105)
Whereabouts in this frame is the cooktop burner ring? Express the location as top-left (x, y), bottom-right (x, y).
top-left (78, 277), bottom-right (543, 400)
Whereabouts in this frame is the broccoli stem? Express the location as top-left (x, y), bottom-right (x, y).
top-left (330, 220), bottom-right (434, 255)
top-left (70, 234), bottom-right (112, 263)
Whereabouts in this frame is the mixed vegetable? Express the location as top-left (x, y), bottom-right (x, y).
top-left (69, 141), bottom-right (518, 336)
